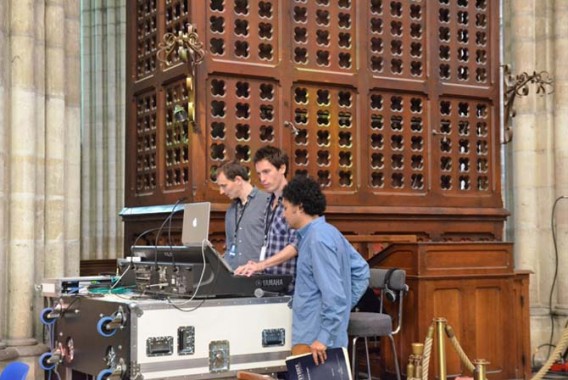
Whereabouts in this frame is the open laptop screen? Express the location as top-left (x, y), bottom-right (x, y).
top-left (181, 202), bottom-right (211, 246)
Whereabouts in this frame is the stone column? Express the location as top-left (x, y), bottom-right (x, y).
top-left (507, 0), bottom-right (563, 360)
top-left (0, 0), bottom-right (8, 354)
top-left (81, 0), bottom-right (126, 261)
top-left (8, 0), bottom-right (40, 348)
top-left (45, 0), bottom-right (67, 278)
top-left (510, 0), bottom-right (541, 305)
top-left (553, 0), bottom-right (568, 312)
top-left (65, 0), bottom-right (82, 276)
top-left (0, 0), bottom-right (81, 366)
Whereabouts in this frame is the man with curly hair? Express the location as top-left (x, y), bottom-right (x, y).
top-left (281, 175), bottom-right (369, 364)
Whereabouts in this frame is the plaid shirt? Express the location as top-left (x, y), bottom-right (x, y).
top-left (264, 194), bottom-right (297, 292)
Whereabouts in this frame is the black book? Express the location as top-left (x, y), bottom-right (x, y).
top-left (285, 347), bottom-right (352, 380)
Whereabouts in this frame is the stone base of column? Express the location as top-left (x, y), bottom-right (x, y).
top-left (13, 342), bottom-right (49, 358)
top-left (5, 337), bottom-right (38, 347)
top-left (554, 305), bottom-right (568, 317)
top-left (0, 340), bottom-right (5, 350)
top-left (0, 347), bottom-right (18, 361)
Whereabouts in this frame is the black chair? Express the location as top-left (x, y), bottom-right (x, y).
top-left (0, 361), bottom-right (30, 380)
top-left (348, 268), bottom-right (407, 380)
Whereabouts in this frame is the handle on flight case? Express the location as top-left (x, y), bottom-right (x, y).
top-left (40, 305), bottom-right (61, 325)
top-left (96, 368), bottom-right (113, 380)
top-left (39, 349), bottom-right (62, 370)
top-left (96, 307), bottom-right (126, 337)
top-left (96, 358), bottom-right (128, 380)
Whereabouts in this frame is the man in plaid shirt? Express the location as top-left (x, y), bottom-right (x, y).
top-left (235, 146), bottom-right (298, 293)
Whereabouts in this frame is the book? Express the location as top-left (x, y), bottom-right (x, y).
top-left (285, 347), bottom-right (353, 380)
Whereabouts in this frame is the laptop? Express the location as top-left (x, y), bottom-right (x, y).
top-left (181, 202), bottom-right (211, 246)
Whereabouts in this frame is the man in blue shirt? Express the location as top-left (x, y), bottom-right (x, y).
top-left (281, 175), bottom-right (370, 364)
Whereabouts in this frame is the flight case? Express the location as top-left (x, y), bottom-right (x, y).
top-left (43, 294), bottom-right (292, 379)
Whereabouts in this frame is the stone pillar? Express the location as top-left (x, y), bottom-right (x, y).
top-left (65, 0), bottom-right (82, 276)
top-left (81, 0), bottom-right (126, 261)
top-left (0, 0), bottom-right (81, 367)
top-left (553, 0), bottom-right (568, 311)
top-left (510, 0), bottom-right (542, 305)
top-left (8, 0), bottom-right (40, 348)
top-left (45, 0), bottom-right (67, 277)
top-left (0, 0), bottom-right (8, 353)
top-left (507, 0), bottom-right (565, 361)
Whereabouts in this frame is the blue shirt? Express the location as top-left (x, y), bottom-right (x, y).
top-left (292, 216), bottom-right (370, 348)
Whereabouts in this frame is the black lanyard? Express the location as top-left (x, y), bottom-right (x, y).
top-left (233, 197), bottom-right (251, 242)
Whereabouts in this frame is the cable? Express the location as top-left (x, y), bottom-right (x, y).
top-left (532, 343), bottom-right (556, 370)
top-left (547, 195), bottom-right (568, 358)
top-left (131, 227), bottom-right (166, 250)
top-left (59, 296), bottom-right (82, 319)
top-left (109, 262), bottom-right (133, 293)
top-left (166, 239), bottom-right (211, 312)
top-left (153, 197), bottom-right (187, 268)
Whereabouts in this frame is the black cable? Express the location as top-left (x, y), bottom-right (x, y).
top-left (167, 240), bottom-right (211, 313)
top-left (58, 296), bottom-right (82, 319)
top-left (131, 227), bottom-right (165, 252)
top-left (532, 343), bottom-right (557, 369)
top-left (547, 195), bottom-right (568, 359)
top-left (153, 197), bottom-right (187, 268)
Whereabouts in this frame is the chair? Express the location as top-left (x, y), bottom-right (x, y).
top-left (348, 268), bottom-right (407, 380)
top-left (0, 361), bottom-right (30, 380)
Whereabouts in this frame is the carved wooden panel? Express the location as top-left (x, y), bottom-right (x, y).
top-left (368, 0), bottom-right (426, 79)
top-left (368, 91), bottom-right (428, 193)
top-left (164, 79), bottom-right (191, 190)
top-left (291, 85), bottom-right (357, 190)
top-left (435, 97), bottom-right (493, 194)
top-left (291, 1), bottom-right (356, 72)
top-left (437, 0), bottom-right (490, 85)
top-left (126, 0), bottom-right (193, 205)
top-left (134, 91), bottom-right (158, 194)
top-left (205, 76), bottom-right (281, 185)
top-left (125, 0), bottom-right (504, 239)
top-left (207, 0), bottom-right (280, 64)
top-left (135, 0), bottom-right (158, 80)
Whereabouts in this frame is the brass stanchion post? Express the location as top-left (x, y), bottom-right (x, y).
top-left (435, 318), bottom-right (447, 380)
top-left (473, 359), bottom-right (489, 380)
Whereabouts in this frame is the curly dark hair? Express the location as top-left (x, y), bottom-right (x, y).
top-left (282, 175), bottom-right (326, 216)
top-left (218, 160), bottom-right (249, 181)
top-left (253, 145), bottom-right (289, 176)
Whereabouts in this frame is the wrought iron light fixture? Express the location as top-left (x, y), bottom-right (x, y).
top-left (503, 64), bottom-right (553, 144)
top-left (157, 23), bottom-right (205, 133)
top-left (156, 23), bottom-right (205, 69)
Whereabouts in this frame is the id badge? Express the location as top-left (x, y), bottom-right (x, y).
top-left (259, 245), bottom-right (267, 261)
top-left (229, 244), bottom-right (237, 256)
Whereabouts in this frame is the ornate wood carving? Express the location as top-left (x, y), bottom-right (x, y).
top-left (125, 0), bottom-right (504, 243)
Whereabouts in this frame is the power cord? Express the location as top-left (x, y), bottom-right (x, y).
top-left (546, 195), bottom-right (568, 359)
top-left (167, 239), bottom-right (210, 312)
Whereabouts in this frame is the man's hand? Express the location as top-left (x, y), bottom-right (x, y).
top-left (310, 340), bottom-right (327, 365)
top-left (234, 260), bottom-right (263, 276)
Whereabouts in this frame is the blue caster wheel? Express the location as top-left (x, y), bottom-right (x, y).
top-left (97, 316), bottom-right (117, 337)
top-left (39, 352), bottom-right (56, 370)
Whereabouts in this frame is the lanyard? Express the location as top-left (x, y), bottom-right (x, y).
top-left (263, 195), bottom-right (281, 245)
top-left (233, 197), bottom-right (251, 242)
